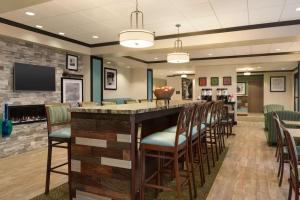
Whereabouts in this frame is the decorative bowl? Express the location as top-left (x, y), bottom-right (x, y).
top-left (154, 86), bottom-right (175, 100)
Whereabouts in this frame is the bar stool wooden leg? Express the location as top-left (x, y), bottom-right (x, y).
top-left (208, 129), bottom-right (215, 167)
top-left (140, 147), bottom-right (145, 200)
top-left (213, 127), bottom-right (219, 161)
top-left (189, 141), bottom-right (197, 198)
top-left (45, 139), bottom-right (52, 194)
top-left (184, 149), bottom-right (193, 200)
top-left (68, 141), bottom-right (72, 200)
top-left (174, 153), bottom-right (183, 200)
top-left (202, 136), bottom-right (211, 174)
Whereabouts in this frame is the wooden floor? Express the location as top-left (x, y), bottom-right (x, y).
top-left (0, 119), bottom-right (290, 200)
top-left (207, 120), bottom-right (289, 200)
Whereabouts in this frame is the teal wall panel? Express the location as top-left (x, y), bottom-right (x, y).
top-left (91, 57), bottom-right (103, 103)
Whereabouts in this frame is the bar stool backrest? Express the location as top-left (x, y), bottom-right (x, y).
top-left (205, 102), bottom-right (214, 125)
top-left (190, 103), bottom-right (205, 132)
top-left (175, 105), bottom-right (194, 148)
top-left (282, 126), bottom-right (298, 183)
top-left (215, 101), bottom-right (224, 123)
top-left (45, 103), bottom-right (71, 134)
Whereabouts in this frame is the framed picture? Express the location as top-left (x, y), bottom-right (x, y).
top-left (237, 82), bottom-right (246, 96)
top-left (61, 78), bottom-right (83, 106)
top-left (199, 77), bottom-right (207, 86)
top-left (66, 54), bottom-right (78, 71)
top-left (270, 76), bottom-right (286, 92)
top-left (182, 78), bottom-right (193, 100)
top-left (211, 77), bottom-right (219, 86)
top-left (223, 76), bottom-right (232, 86)
top-left (104, 67), bottom-right (117, 90)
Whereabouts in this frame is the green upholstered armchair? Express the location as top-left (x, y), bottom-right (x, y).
top-left (264, 104), bottom-right (284, 130)
top-left (266, 110), bottom-right (300, 145)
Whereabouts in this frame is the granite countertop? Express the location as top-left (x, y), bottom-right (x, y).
top-left (71, 101), bottom-right (198, 114)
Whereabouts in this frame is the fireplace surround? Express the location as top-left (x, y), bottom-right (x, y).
top-left (8, 104), bottom-right (46, 125)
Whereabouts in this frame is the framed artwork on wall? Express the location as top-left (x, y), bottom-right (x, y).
top-left (270, 76), bottom-right (286, 92)
top-left (61, 77), bottom-right (83, 106)
top-left (66, 54), bottom-right (78, 71)
top-left (223, 76), bottom-right (232, 86)
top-left (237, 82), bottom-right (246, 96)
top-left (104, 67), bottom-right (117, 90)
top-left (211, 77), bottom-right (219, 86)
top-left (199, 77), bottom-right (207, 86)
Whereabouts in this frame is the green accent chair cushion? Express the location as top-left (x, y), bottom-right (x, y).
top-left (266, 110), bottom-right (300, 145)
top-left (49, 127), bottom-right (71, 139)
top-left (141, 132), bottom-right (186, 147)
top-left (48, 105), bottom-right (71, 125)
top-left (264, 104), bottom-right (284, 130)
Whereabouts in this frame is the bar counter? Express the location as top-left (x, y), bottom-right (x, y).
top-left (70, 101), bottom-right (195, 200)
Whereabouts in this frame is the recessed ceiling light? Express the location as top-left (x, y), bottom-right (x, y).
top-left (35, 25), bottom-right (43, 29)
top-left (181, 74), bottom-right (187, 78)
top-left (25, 11), bottom-right (35, 16)
top-left (58, 32), bottom-right (65, 36)
top-left (107, 61), bottom-right (111, 64)
top-left (296, 7), bottom-right (300, 11)
top-left (92, 35), bottom-right (99, 39)
top-left (244, 72), bottom-right (251, 76)
top-left (281, 67), bottom-right (286, 70)
top-left (256, 66), bottom-right (262, 69)
top-left (275, 48), bottom-right (281, 51)
top-left (154, 57), bottom-right (158, 60)
top-left (126, 66), bottom-right (131, 68)
top-left (208, 53), bottom-right (213, 56)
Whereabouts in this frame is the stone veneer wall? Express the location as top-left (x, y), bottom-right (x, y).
top-left (0, 35), bottom-right (83, 158)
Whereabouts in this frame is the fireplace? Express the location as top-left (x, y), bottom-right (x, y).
top-left (8, 104), bottom-right (46, 125)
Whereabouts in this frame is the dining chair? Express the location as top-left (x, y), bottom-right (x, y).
top-left (140, 105), bottom-right (194, 200)
top-left (282, 126), bottom-right (300, 200)
top-left (44, 103), bottom-right (71, 199)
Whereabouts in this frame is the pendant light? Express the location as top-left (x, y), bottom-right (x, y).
top-left (167, 24), bottom-right (190, 64)
top-left (119, 0), bottom-right (154, 48)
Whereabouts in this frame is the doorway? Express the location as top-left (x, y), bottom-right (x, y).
top-left (237, 75), bottom-right (264, 113)
top-left (247, 77), bottom-right (264, 113)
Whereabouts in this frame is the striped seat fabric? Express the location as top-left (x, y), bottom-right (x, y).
top-left (47, 104), bottom-right (71, 125)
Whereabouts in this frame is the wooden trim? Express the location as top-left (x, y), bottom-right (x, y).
top-left (0, 17), bottom-right (90, 47)
top-left (126, 52), bottom-right (300, 64)
top-left (2, 16), bottom-right (300, 48)
top-left (237, 69), bottom-right (295, 74)
top-left (92, 19), bottom-right (300, 47)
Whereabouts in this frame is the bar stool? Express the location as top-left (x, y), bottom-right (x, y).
top-left (140, 106), bottom-right (194, 200)
top-left (215, 101), bottom-right (225, 153)
top-left (199, 102), bottom-right (211, 175)
top-left (221, 105), bottom-right (233, 138)
top-left (44, 103), bottom-right (71, 198)
top-left (205, 102), bottom-right (219, 167)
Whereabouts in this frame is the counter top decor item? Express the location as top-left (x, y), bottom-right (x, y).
top-left (153, 86), bottom-right (175, 104)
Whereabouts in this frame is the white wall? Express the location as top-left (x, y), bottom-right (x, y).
top-left (103, 65), bottom-right (132, 99)
top-left (130, 68), bottom-right (148, 99)
top-left (101, 66), bottom-right (148, 100)
top-left (194, 65), bottom-right (237, 101)
top-left (263, 71), bottom-right (294, 110)
top-left (82, 55), bottom-right (91, 102)
top-left (167, 76), bottom-right (183, 100)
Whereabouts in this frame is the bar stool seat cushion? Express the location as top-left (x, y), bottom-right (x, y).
top-left (141, 131), bottom-right (186, 147)
top-left (221, 118), bottom-right (233, 123)
top-left (283, 145), bottom-right (300, 155)
top-left (49, 127), bottom-right (71, 139)
top-left (163, 123), bottom-right (206, 136)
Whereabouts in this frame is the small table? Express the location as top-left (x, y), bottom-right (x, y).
top-left (282, 120), bottom-right (300, 128)
top-left (287, 128), bottom-right (300, 139)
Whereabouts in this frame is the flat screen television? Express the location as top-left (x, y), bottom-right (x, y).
top-left (14, 63), bottom-right (56, 91)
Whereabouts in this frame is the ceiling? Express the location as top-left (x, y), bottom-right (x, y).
top-left (2, 0), bottom-right (300, 44)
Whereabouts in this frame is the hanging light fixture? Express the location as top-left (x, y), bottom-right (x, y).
top-left (119, 0), bottom-right (154, 48)
top-left (167, 24), bottom-right (190, 64)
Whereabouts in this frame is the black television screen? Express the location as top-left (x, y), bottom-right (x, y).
top-left (14, 63), bottom-right (56, 91)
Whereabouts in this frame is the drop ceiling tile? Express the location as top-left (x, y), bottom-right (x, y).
top-left (186, 16), bottom-right (221, 31)
top-left (270, 42), bottom-right (293, 52)
top-left (280, 2), bottom-right (300, 21)
top-left (210, 0), bottom-right (248, 14)
top-left (217, 11), bottom-right (249, 27)
top-left (251, 44), bottom-right (272, 54)
top-left (248, 0), bottom-right (285, 9)
top-left (249, 6), bottom-right (282, 24)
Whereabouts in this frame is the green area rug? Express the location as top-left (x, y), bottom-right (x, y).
top-left (31, 148), bottom-right (228, 200)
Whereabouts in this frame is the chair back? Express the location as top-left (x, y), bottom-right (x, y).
top-left (175, 105), bottom-right (194, 149)
top-left (206, 101), bottom-right (215, 125)
top-left (282, 126), bottom-right (298, 183)
top-left (273, 112), bottom-right (285, 147)
top-left (45, 103), bottom-right (71, 134)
